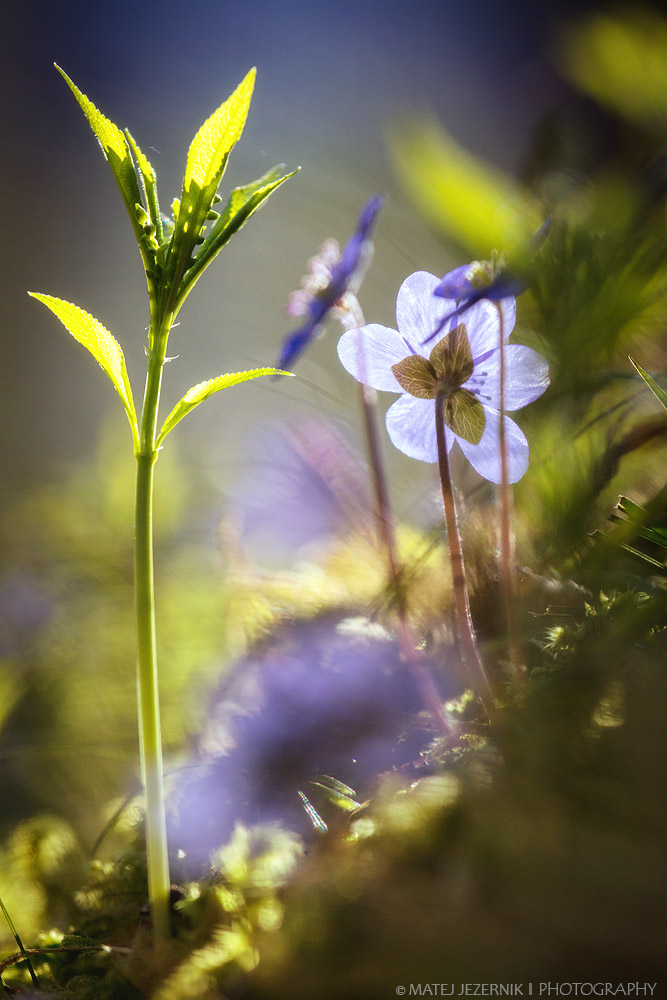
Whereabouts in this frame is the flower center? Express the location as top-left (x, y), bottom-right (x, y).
top-left (390, 323), bottom-right (486, 444)
top-left (466, 251), bottom-right (506, 290)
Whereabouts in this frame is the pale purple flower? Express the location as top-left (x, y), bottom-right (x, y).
top-left (424, 222), bottom-right (552, 345)
top-left (276, 195), bottom-right (384, 370)
top-left (337, 271), bottom-right (549, 483)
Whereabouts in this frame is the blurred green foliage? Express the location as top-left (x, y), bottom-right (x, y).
top-left (3, 6), bottom-right (667, 996)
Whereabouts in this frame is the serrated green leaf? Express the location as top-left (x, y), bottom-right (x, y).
top-left (28, 293), bottom-right (138, 447)
top-left (55, 66), bottom-right (147, 259)
top-left (176, 165), bottom-right (299, 308)
top-left (164, 70), bottom-right (256, 311)
top-left (629, 356), bottom-right (667, 411)
top-left (125, 130), bottom-right (162, 243)
top-left (444, 387), bottom-right (486, 445)
top-left (157, 367), bottom-right (289, 444)
top-left (184, 68), bottom-right (256, 191)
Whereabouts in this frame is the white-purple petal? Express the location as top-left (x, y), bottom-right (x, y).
top-left (459, 297), bottom-right (516, 361)
top-left (465, 344), bottom-right (550, 411)
top-left (337, 325), bottom-right (407, 392)
top-left (455, 409), bottom-right (529, 483)
top-left (395, 271), bottom-right (455, 348)
top-left (385, 394), bottom-right (444, 463)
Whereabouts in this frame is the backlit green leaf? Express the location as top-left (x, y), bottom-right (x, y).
top-left (177, 165), bottom-right (299, 308)
top-left (28, 293), bottom-right (138, 447)
top-left (164, 69), bottom-right (256, 311)
top-left (613, 496), bottom-right (667, 549)
top-left (430, 323), bottom-right (474, 388)
top-left (55, 66), bottom-right (147, 258)
top-left (125, 130), bottom-right (162, 244)
top-left (445, 388), bottom-right (486, 445)
top-left (309, 776), bottom-right (362, 812)
top-left (391, 355), bottom-right (437, 398)
top-left (562, 11), bottom-right (667, 135)
top-left (157, 367), bottom-right (289, 444)
top-left (184, 69), bottom-right (256, 191)
top-left (629, 357), bottom-right (667, 411)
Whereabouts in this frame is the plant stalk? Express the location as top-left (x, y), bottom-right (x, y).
top-left (495, 303), bottom-right (524, 684)
top-left (134, 321), bottom-right (172, 942)
top-left (346, 302), bottom-right (451, 736)
top-left (0, 893), bottom-right (38, 990)
top-left (435, 387), bottom-right (497, 722)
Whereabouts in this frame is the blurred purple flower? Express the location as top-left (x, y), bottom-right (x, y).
top-left (229, 421), bottom-right (371, 561)
top-left (276, 194), bottom-right (384, 370)
top-left (424, 223), bottom-right (552, 345)
top-left (423, 256), bottom-right (523, 346)
top-left (337, 271), bottom-right (549, 483)
top-left (170, 614), bottom-right (452, 861)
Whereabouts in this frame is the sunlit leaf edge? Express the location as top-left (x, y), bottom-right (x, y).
top-left (176, 165), bottom-right (299, 309)
top-left (54, 65), bottom-right (149, 264)
top-left (163, 69), bottom-right (256, 311)
top-left (28, 292), bottom-right (139, 447)
top-left (629, 356), bottom-right (667, 411)
top-left (157, 367), bottom-right (292, 444)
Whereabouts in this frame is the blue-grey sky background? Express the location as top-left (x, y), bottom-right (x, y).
top-left (3, 0), bottom-right (580, 516)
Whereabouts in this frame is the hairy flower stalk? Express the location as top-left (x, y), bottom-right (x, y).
top-left (277, 204), bottom-right (450, 735)
top-left (435, 259), bottom-right (532, 683)
top-left (495, 302), bottom-right (524, 684)
top-left (434, 385), bottom-right (497, 720)
top-left (338, 270), bottom-right (549, 717)
top-left (349, 314), bottom-right (451, 736)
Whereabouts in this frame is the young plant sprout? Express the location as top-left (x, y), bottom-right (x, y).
top-left (29, 65), bottom-right (296, 942)
top-left (337, 271), bottom-right (549, 716)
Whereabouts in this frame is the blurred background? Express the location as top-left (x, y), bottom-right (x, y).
top-left (3, 2), bottom-right (667, 974)
top-left (1, 0), bottom-right (587, 828)
top-left (4, 0), bottom-right (585, 499)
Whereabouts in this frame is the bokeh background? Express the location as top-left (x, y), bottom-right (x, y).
top-left (4, 0), bottom-right (667, 942)
top-left (4, 0), bottom-right (582, 502)
top-left (3, 1), bottom-right (667, 990)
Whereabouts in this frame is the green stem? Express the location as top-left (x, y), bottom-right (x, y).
top-left (0, 893), bottom-right (38, 990)
top-left (435, 388), bottom-right (497, 722)
top-left (134, 321), bottom-right (172, 942)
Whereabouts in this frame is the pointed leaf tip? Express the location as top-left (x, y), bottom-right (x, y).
top-left (184, 69), bottom-right (256, 192)
top-left (157, 366), bottom-right (288, 444)
top-left (629, 356), bottom-right (667, 411)
top-left (29, 292), bottom-right (139, 447)
top-left (54, 66), bottom-right (154, 272)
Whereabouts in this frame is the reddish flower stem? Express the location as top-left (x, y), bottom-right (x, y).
top-left (435, 387), bottom-right (497, 722)
top-left (495, 303), bottom-right (525, 685)
top-left (346, 298), bottom-right (452, 737)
